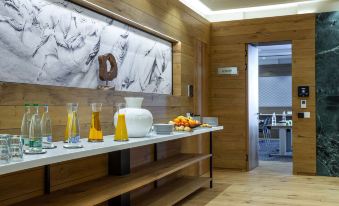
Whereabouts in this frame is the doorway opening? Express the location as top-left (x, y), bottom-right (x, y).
top-left (247, 42), bottom-right (293, 172)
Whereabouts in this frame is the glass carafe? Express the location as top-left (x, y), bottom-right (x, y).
top-left (41, 104), bottom-right (56, 149)
top-left (64, 103), bottom-right (82, 148)
top-left (64, 105), bottom-right (73, 143)
top-left (114, 103), bottom-right (128, 142)
top-left (89, 103), bottom-right (103, 142)
top-left (27, 104), bottom-right (43, 153)
top-left (21, 104), bottom-right (31, 147)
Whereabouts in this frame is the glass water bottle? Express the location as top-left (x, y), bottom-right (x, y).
top-left (282, 111), bottom-right (287, 122)
top-left (272, 112), bottom-right (277, 126)
top-left (114, 103), bottom-right (128, 142)
top-left (89, 103), bottom-right (103, 142)
top-left (21, 104), bottom-right (31, 147)
top-left (27, 104), bottom-right (44, 154)
top-left (41, 104), bottom-right (55, 149)
top-left (64, 103), bottom-right (82, 148)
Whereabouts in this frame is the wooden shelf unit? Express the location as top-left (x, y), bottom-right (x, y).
top-left (134, 176), bottom-right (211, 206)
top-left (14, 154), bottom-right (211, 206)
top-left (7, 128), bottom-right (222, 205)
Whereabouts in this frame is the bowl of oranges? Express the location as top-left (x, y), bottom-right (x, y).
top-left (169, 116), bottom-right (201, 132)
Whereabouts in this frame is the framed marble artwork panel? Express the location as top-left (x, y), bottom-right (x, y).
top-left (0, 0), bottom-right (173, 94)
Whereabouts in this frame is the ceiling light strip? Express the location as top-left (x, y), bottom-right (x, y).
top-left (179, 0), bottom-right (338, 22)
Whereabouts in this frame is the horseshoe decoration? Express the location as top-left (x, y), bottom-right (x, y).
top-left (98, 53), bottom-right (118, 87)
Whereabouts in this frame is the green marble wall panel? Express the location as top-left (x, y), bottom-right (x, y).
top-left (316, 12), bottom-right (339, 176)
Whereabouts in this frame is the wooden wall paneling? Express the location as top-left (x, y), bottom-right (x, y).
top-left (173, 42), bottom-right (183, 96)
top-left (0, 168), bottom-right (44, 206)
top-left (130, 146), bottom-right (154, 169)
top-left (209, 43), bottom-right (247, 170)
top-left (292, 37), bottom-right (316, 175)
top-left (170, 0), bottom-right (210, 27)
top-left (148, 0), bottom-right (210, 32)
top-left (0, 83), bottom-right (195, 107)
top-left (50, 155), bottom-right (108, 192)
top-left (129, 145), bottom-right (156, 203)
top-left (209, 14), bottom-right (316, 174)
top-left (211, 14), bottom-right (315, 27)
top-left (211, 19), bottom-right (314, 37)
top-left (72, 0), bottom-right (193, 46)
top-left (198, 41), bottom-right (212, 175)
top-left (181, 40), bottom-right (210, 176)
top-left (196, 41), bottom-right (211, 175)
top-left (120, 0), bottom-right (210, 43)
top-left (0, 0), bottom-right (211, 204)
top-left (157, 140), bottom-right (182, 160)
top-left (181, 54), bottom-right (196, 94)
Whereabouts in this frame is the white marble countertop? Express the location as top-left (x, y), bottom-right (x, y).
top-left (0, 126), bottom-right (223, 175)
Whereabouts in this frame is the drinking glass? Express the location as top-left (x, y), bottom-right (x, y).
top-left (114, 103), bottom-right (128, 142)
top-left (89, 103), bottom-right (103, 142)
top-left (0, 134), bottom-right (10, 164)
top-left (9, 135), bottom-right (23, 161)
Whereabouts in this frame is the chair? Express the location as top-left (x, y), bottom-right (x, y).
top-left (260, 117), bottom-right (273, 154)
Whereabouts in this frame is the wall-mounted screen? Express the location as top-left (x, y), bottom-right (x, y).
top-left (0, 0), bottom-right (173, 94)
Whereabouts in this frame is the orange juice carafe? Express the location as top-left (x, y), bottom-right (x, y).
top-left (88, 103), bottom-right (103, 142)
top-left (114, 103), bottom-right (128, 141)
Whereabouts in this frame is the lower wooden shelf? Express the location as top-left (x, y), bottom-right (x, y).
top-left (14, 153), bottom-right (211, 206)
top-left (133, 176), bottom-right (211, 206)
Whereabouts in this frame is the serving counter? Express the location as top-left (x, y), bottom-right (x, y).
top-left (1, 126), bottom-right (223, 206)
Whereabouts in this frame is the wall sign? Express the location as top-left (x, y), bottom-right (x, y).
top-left (0, 0), bottom-right (172, 94)
top-left (217, 67), bottom-right (238, 75)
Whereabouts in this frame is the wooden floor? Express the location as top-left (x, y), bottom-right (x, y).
top-left (178, 161), bottom-right (339, 206)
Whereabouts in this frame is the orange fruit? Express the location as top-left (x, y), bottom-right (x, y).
top-left (188, 120), bottom-right (195, 127)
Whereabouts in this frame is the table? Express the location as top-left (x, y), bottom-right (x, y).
top-left (268, 124), bottom-right (292, 156)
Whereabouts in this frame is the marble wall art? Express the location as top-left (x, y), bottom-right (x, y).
top-left (316, 12), bottom-right (339, 176)
top-left (0, 0), bottom-right (173, 94)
